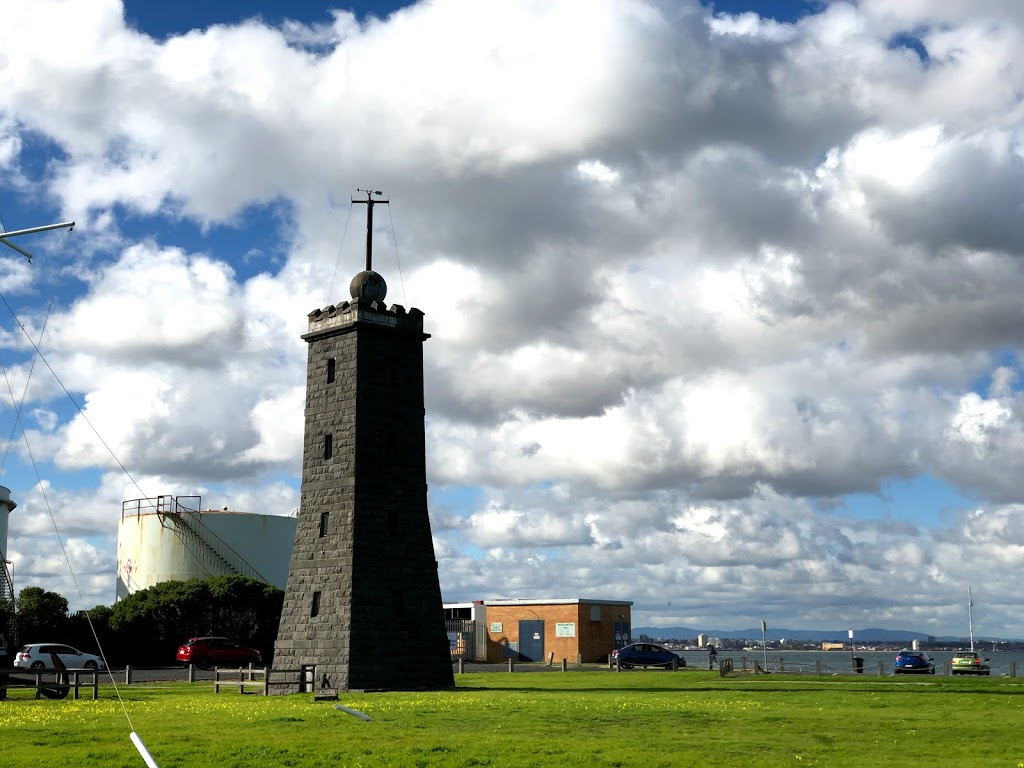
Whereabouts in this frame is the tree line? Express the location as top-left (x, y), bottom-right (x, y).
top-left (2, 575), bottom-right (284, 667)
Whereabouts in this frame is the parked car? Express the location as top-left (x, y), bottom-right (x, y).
top-left (612, 643), bottom-right (686, 670)
top-left (893, 649), bottom-right (935, 674)
top-left (13, 643), bottom-right (105, 670)
top-left (176, 637), bottom-right (261, 669)
top-left (951, 651), bottom-right (991, 675)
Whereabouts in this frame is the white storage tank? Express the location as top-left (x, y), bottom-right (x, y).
top-left (116, 495), bottom-right (296, 600)
top-left (1, 486), bottom-right (17, 653)
top-left (0, 485), bottom-right (15, 566)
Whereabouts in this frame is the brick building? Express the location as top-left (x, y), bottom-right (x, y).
top-left (482, 598), bottom-right (632, 663)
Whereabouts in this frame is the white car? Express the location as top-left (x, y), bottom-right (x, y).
top-left (13, 643), bottom-right (106, 670)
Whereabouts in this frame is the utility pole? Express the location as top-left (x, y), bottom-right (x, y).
top-left (761, 619), bottom-right (768, 672)
top-left (968, 587), bottom-right (975, 653)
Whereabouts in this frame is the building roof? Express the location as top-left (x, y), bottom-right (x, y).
top-left (484, 598), bottom-right (632, 607)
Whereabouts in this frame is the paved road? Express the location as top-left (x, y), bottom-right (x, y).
top-left (104, 666), bottom-right (220, 683)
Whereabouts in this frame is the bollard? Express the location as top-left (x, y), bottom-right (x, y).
top-left (125, 665), bottom-right (133, 685)
top-left (1012, 661), bottom-right (1016, 678)
top-left (608, 653), bottom-right (613, 669)
top-left (188, 664), bottom-right (195, 683)
top-left (615, 657), bottom-right (621, 673)
top-left (457, 658), bottom-right (465, 674)
top-left (816, 660), bottom-right (821, 675)
top-left (561, 659), bottom-right (567, 672)
top-left (508, 657), bottom-right (514, 673)
top-left (878, 661), bottom-right (884, 676)
top-left (577, 653), bottom-right (582, 666)
top-left (547, 651), bottom-right (554, 666)
top-left (671, 658), bottom-right (678, 672)
top-left (779, 657), bottom-right (784, 673)
top-left (741, 656), bottom-right (747, 672)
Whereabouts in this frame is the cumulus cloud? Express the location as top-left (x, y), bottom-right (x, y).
top-left (0, 0), bottom-right (1023, 635)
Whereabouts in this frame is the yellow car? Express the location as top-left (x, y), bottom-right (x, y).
top-left (951, 651), bottom-right (991, 676)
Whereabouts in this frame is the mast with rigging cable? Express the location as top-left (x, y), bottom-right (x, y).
top-left (351, 189), bottom-right (387, 271)
top-left (0, 220), bottom-right (75, 262)
top-left (0, 216), bottom-right (163, 766)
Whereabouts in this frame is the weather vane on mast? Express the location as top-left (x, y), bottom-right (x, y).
top-left (0, 219), bottom-right (75, 263)
top-left (351, 189), bottom-right (388, 272)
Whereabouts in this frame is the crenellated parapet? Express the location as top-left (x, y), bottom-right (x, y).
top-left (303, 298), bottom-right (426, 340)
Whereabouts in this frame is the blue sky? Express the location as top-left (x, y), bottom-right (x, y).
top-left (3, 0), bottom-right (1024, 638)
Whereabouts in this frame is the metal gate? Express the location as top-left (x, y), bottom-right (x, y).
top-left (614, 620), bottom-right (630, 650)
top-left (446, 619), bottom-right (486, 661)
top-left (518, 620), bottom-right (545, 661)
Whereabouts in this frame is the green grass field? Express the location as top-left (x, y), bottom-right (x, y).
top-left (2, 669), bottom-right (1022, 767)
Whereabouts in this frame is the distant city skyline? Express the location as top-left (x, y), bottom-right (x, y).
top-left (634, 626), bottom-right (1009, 644)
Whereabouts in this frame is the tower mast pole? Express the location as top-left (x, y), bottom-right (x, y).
top-left (352, 189), bottom-right (388, 272)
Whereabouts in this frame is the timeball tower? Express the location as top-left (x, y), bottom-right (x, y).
top-left (272, 212), bottom-right (453, 691)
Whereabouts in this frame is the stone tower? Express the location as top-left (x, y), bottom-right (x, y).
top-left (272, 194), bottom-right (454, 692)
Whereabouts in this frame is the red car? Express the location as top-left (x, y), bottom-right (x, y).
top-left (175, 637), bottom-right (261, 669)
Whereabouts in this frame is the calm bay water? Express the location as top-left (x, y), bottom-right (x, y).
top-left (671, 649), bottom-right (1024, 676)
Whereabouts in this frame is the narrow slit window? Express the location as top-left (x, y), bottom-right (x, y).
top-left (311, 591), bottom-right (322, 617)
top-left (324, 434), bottom-right (333, 460)
top-left (326, 357), bottom-right (336, 383)
top-left (319, 511), bottom-right (329, 537)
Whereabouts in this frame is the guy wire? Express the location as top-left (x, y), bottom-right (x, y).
top-left (326, 202), bottom-right (354, 305)
top-left (384, 203), bottom-right (407, 308)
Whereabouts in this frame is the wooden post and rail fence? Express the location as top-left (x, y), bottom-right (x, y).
top-left (212, 664), bottom-right (316, 695)
top-left (0, 668), bottom-right (99, 700)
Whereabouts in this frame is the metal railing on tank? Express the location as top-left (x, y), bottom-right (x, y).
top-left (121, 495), bottom-right (269, 584)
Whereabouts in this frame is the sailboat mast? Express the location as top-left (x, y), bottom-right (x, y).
top-left (968, 587), bottom-right (975, 653)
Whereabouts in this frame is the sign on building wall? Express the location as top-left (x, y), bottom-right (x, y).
top-left (555, 622), bottom-right (576, 637)
top-left (490, 622), bottom-right (503, 633)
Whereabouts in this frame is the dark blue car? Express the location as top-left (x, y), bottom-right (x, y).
top-left (894, 649), bottom-right (935, 674)
top-left (612, 643), bottom-right (686, 670)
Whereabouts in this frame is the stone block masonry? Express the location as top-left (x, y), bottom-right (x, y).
top-left (272, 296), bottom-right (455, 692)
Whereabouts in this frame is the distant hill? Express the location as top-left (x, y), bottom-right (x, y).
top-left (633, 626), bottom-right (976, 643)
